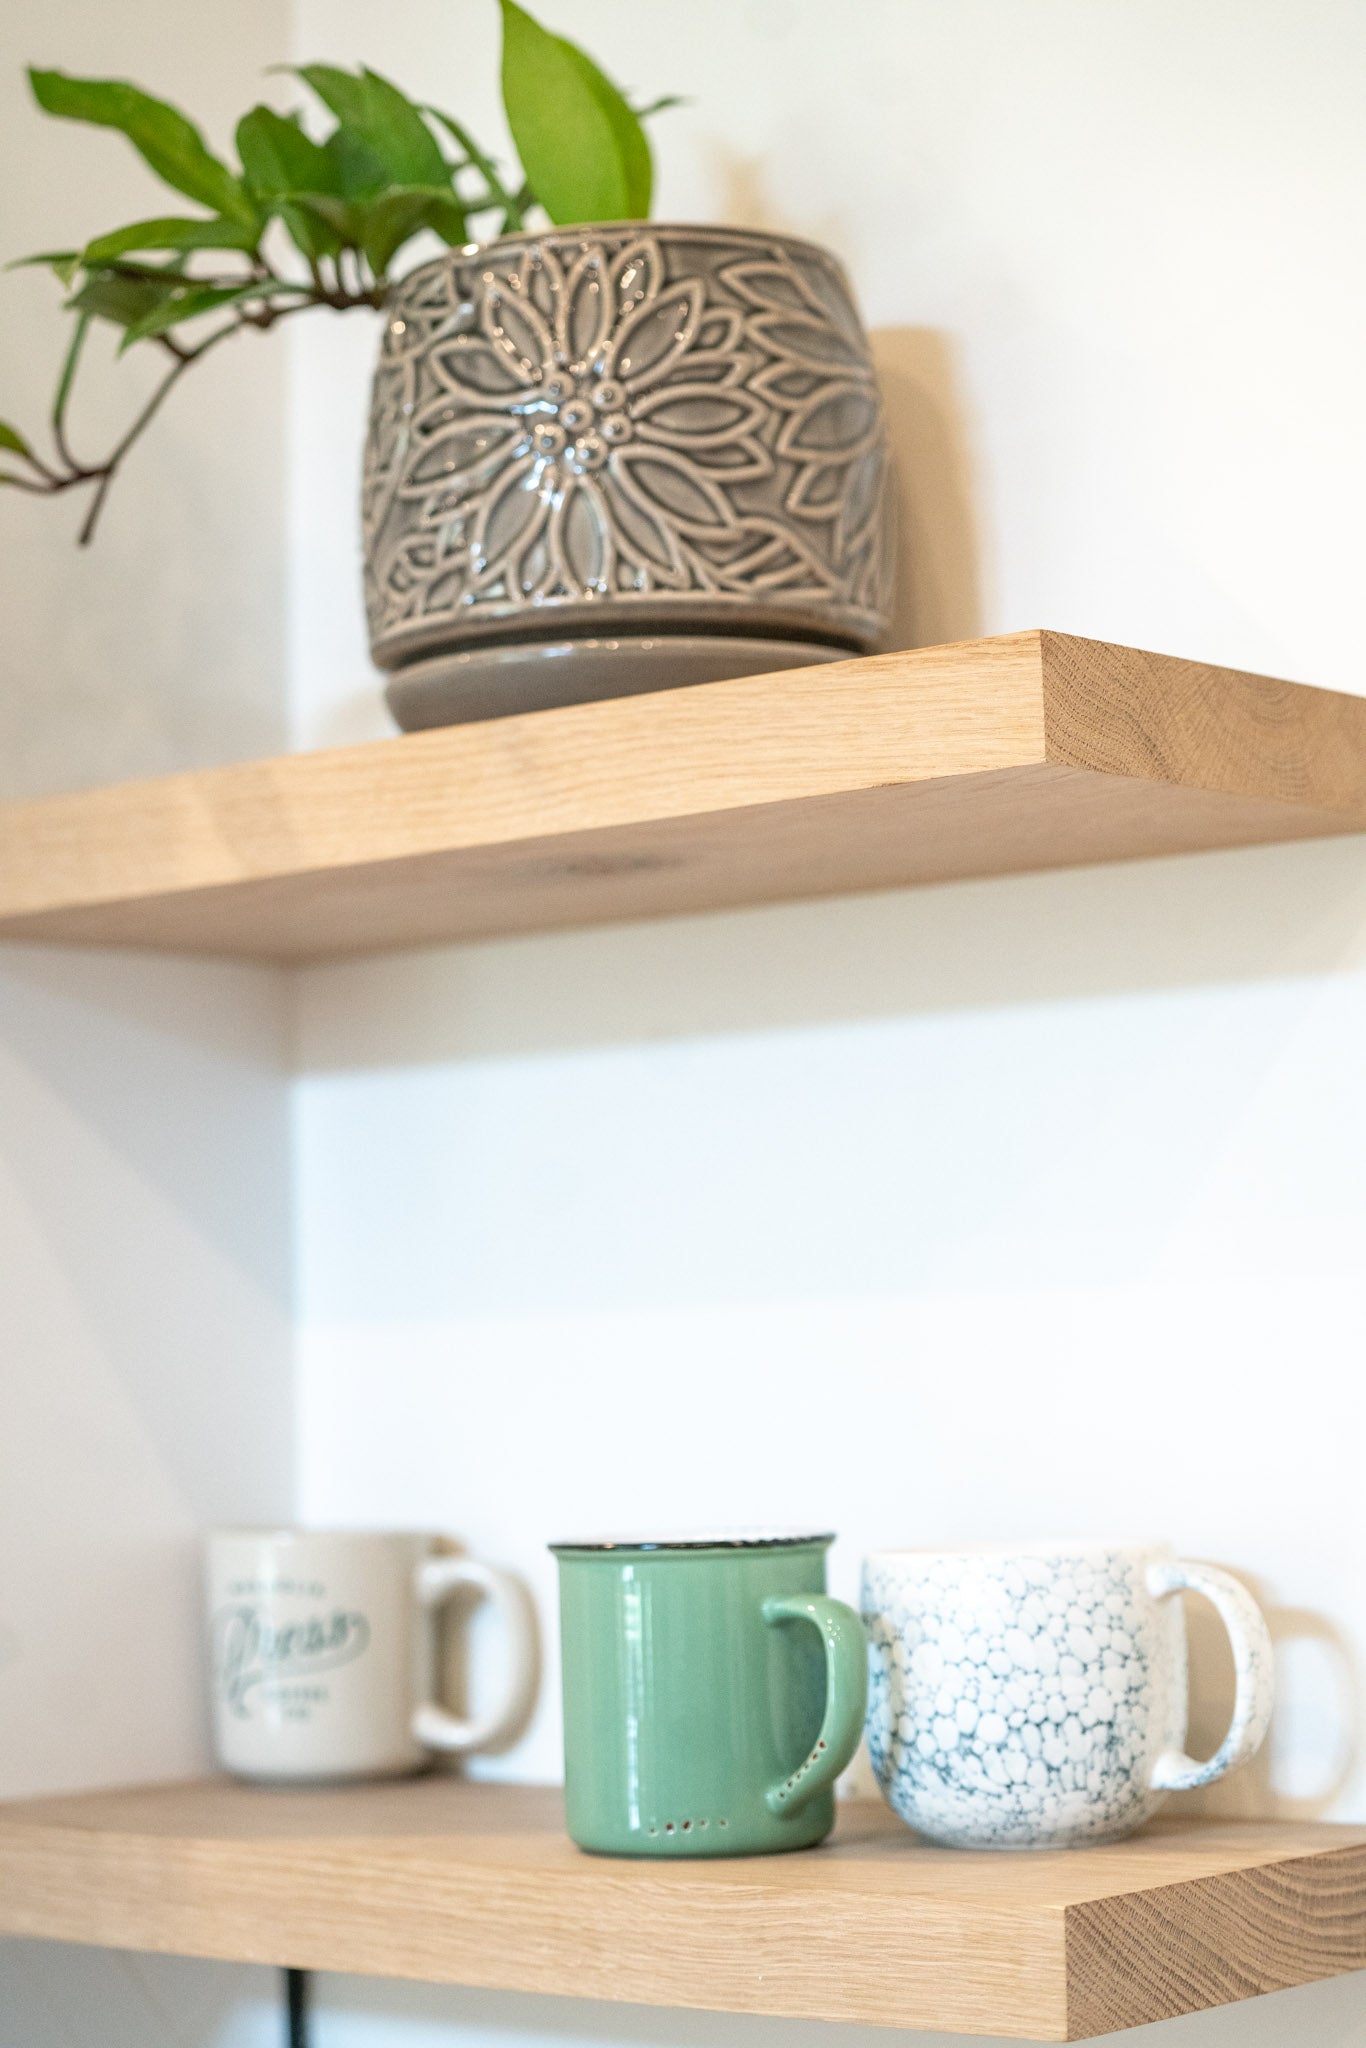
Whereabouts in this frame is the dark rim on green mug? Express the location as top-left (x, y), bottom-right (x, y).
top-left (549, 1531), bottom-right (835, 1554)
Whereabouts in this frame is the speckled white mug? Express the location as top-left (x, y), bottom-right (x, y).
top-left (863, 1541), bottom-right (1274, 1848)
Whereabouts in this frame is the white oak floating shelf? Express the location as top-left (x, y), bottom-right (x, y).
top-left (2, 630), bottom-right (1366, 962)
top-left (0, 1781), bottom-right (1364, 2039)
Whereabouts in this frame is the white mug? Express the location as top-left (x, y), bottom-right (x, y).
top-left (206, 1528), bottom-right (535, 1782)
top-left (862, 1541), bottom-right (1274, 1848)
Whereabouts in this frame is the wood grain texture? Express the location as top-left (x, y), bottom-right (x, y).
top-left (1041, 630), bottom-right (1366, 810)
top-left (1, 631), bottom-right (1364, 961)
top-left (1065, 1843), bottom-right (1366, 2038)
top-left (1, 1779), bottom-right (1363, 2039)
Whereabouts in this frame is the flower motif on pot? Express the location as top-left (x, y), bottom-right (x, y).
top-left (363, 226), bottom-right (893, 666)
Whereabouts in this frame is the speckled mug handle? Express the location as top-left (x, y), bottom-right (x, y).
top-left (1146, 1560), bottom-right (1275, 1792)
top-left (761, 1594), bottom-right (868, 1816)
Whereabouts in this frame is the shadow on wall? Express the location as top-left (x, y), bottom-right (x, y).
top-left (871, 327), bottom-right (983, 651)
top-left (296, 835), bottom-right (1366, 1074)
top-left (689, 151), bottom-right (984, 653)
top-left (0, 1942), bottom-right (279, 2048)
top-left (0, 946), bottom-right (291, 1300)
top-left (1175, 1570), bottom-right (1363, 1824)
top-left (0, 945), bottom-right (293, 1530)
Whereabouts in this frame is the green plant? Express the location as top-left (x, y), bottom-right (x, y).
top-left (0, 0), bottom-right (678, 541)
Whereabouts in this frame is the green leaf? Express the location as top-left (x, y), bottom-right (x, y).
top-left (237, 107), bottom-right (344, 261)
top-left (423, 192), bottom-right (469, 248)
top-left (499, 1), bottom-right (652, 224)
top-left (69, 270), bottom-right (184, 328)
top-left (276, 199), bottom-right (342, 264)
top-left (119, 282), bottom-right (253, 347)
top-left (6, 249), bottom-right (83, 286)
top-left (117, 279), bottom-right (295, 350)
top-left (356, 193), bottom-right (427, 274)
top-left (82, 216), bottom-right (258, 263)
top-left (375, 189), bottom-right (466, 269)
top-left (424, 106), bottom-right (522, 226)
top-left (6, 248), bottom-right (77, 267)
top-left (236, 105), bottom-right (338, 199)
top-left (324, 124), bottom-right (389, 202)
top-left (557, 40), bottom-right (652, 215)
top-left (319, 188), bottom-right (468, 275)
top-left (293, 64), bottom-right (450, 188)
top-left (72, 255), bottom-right (197, 280)
top-left (282, 193), bottom-right (365, 247)
top-left (28, 69), bottom-right (258, 226)
top-left (0, 420), bottom-right (33, 459)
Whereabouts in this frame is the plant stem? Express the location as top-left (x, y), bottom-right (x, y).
top-left (76, 327), bottom-right (223, 543)
top-left (0, 469), bottom-right (58, 494)
top-left (28, 286), bottom-right (372, 544)
top-left (50, 314), bottom-right (90, 473)
top-left (502, 183), bottom-right (534, 235)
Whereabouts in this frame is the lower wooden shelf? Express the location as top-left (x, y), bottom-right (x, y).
top-left (0, 1779), bottom-right (1363, 2038)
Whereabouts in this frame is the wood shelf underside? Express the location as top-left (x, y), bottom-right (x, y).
top-left (2, 631), bottom-right (1366, 961)
top-left (1, 1780), bottom-right (1364, 2040)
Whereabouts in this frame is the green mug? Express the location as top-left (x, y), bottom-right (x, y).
top-left (551, 1531), bottom-right (867, 1856)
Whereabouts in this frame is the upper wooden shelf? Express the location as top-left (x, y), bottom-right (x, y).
top-left (2, 630), bottom-right (1365, 963)
top-left (1, 1778), bottom-right (1363, 2039)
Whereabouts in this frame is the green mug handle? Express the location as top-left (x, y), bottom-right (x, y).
top-left (761, 1594), bottom-right (868, 1817)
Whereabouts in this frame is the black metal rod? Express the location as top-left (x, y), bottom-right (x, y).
top-left (285, 1966), bottom-right (310, 2048)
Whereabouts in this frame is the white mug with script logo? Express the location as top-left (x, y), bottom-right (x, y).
top-left (206, 1528), bottom-right (535, 1781)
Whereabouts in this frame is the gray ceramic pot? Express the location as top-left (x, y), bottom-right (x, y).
top-left (362, 222), bottom-right (894, 728)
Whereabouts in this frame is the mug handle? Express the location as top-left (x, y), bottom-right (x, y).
top-left (761, 1594), bottom-right (868, 1817)
top-left (411, 1555), bottom-right (535, 1755)
top-left (1146, 1558), bottom-right (1275, 1792)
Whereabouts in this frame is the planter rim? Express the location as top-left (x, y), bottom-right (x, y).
top-left (388, 218), bottom-right (854, 301)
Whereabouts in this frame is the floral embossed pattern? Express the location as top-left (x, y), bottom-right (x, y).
top-left (362, 225), bottom-right (893, 666)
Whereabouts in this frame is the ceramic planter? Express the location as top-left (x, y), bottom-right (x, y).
top-left (362, 222), bottom-right (894, 728)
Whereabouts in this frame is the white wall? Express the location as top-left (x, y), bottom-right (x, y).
top-left (0, 950), bottom-right (291, 2040)
top-left (288, 3), bottom-right (1366, 2045)
top-left (0, 3), bottom-right (294, 2043)
top-left (0, 949), bottom-right (294, 1793)
top-left (0, 0), bottom-right (290, 798)
top-left (4, 2), bottom-right (1366, 2047)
